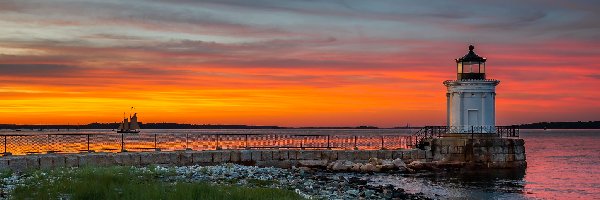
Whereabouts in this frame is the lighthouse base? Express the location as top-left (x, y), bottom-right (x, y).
top-left (423, 136), bottom-right (526, 169)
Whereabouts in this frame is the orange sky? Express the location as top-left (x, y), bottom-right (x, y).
top-left (0, 1), bottom-right (599, 127)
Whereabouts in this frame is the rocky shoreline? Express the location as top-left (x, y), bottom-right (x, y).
top-left (1, 158), bottom-right (433, 200)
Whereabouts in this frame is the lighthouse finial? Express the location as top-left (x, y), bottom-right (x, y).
top-left (469, 45), bottom-right (474, 51)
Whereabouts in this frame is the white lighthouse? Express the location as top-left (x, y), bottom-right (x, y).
top-left (444, 45), bottom-right (499, 133)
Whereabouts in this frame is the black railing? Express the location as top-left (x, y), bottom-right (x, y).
top-left (412, 125), bottom-right (520, 147)
top-left (496, 126), bottom-right (519, 138)
top-left (0, 126), bottom-right (520, 156)
top-left (0, 133), bottom-right (416, 156)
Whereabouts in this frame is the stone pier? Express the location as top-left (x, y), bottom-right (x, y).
top-left (0, 136), bottom-right (526, 172)
top-left (0, 149), bottom-right (431, 172)
top-left (424, 135), bottom-right (526, 168)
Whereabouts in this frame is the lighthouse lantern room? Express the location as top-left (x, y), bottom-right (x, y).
top-left (444, 45), bottom-right (499, 133)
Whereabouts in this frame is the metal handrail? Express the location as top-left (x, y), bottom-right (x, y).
top-left (0, 132), bottom-right (417, 156)
top-left (411, 125), bottom-right (519, 148)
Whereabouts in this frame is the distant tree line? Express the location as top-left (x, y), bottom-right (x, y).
top-left (0, 122), bottom-right (386, 130)
top-left (518, 121), bottom-right (600, 129)
top-left (0, 122), bottom-right (281, 130)
top-left (3, 121), bottom-right (597, 130)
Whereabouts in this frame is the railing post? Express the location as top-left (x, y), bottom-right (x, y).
top-left (3, 135), bottom-right (7, 155)
top-left (87, 134), bottom-right (90, 152)
top-left (185, 133), bottom-right (189, 150)
top-left (245, 134), bottom-right (249, 149)
top-left (47, 134), bottom-right (51, 153)
top-left (154, 134), bottom-right (158, 151)
top-left (326, 135), bottom-right (330, 150)
top-left (216, 135), bottom-right (220, 150)
top-left (413, 136), bottom-right (416, 148)
top-left (353, 135), bottom-right (358, 150)
top-left (121, 133), bottom-right (125, 152)
top-left (381, 135), bottom-right (384, 150)
top-left (300, 137), bottom-right (303, 149)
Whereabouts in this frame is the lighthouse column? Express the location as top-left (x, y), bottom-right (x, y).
top-left (421, 45), bottom-right (525, 169)
top-left (444, 45), bottom-right (499, 133)
top-left (446, 93), bottom-right (450, 127)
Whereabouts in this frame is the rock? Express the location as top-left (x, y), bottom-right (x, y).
top-left (392, 158), bottom-right (410, 172)
top-left (360, 163), bottom-right (376, 172)
top-left (346, 189), bottom-right (359, 197)
top-left (368, 157), bottom-right (382, 165)
top-left (391, 188), bottom-right (409, 198)
top-left (330, 160), bottom-right (354, 171)
top-left (407, 161), bottom-right (425, 170)
top-left (298, 160), bottom-right (328, 168)
top-left (379, 160), bottom-right (395, 170)
top-left (373, 165), bottom-right (383, 172)
top-left (350, 163), bottom-right (362, 172)
top-left (407, 161), bottom-right (437, 171)
top-left (364, 189), bottom-right (375, 197)
top-left (327, 162), bottom-right (335, 169)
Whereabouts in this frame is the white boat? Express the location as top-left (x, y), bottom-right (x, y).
top-left (117, 113), bottom-right (140, 133)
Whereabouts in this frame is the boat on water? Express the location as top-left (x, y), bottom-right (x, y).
top-left (117, 113), bottom-right (141, 133)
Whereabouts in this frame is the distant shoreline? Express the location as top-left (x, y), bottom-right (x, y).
top-left (0, 121), bottom-right (599, 130)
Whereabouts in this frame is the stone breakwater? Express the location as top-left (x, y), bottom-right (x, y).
top-left (0, 149), bottom-right (431, 172)
top-left (0, 137), bottom-right (526, 171)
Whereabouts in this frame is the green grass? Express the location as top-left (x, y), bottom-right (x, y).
top-left (11, 166), bottom-right (303, 200)
top-left (0, 169), bottom-right (11, 179)
top-left (0, 169), bottom-right (12, 186)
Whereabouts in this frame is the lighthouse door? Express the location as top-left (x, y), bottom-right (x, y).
top-left (468, 110), bottom-right (479, 130)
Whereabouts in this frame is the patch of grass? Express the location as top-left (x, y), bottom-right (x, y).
top-left (0, 169), bottom-right (12, 187)
top-left (12, 166), bottom-right (303, 200)
top-left (0, 169), bottom-right (11, 179)
top-left (247, 179), bottom-right (278, 187)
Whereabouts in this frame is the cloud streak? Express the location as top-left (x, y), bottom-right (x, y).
top-left (0, 0), bottom-right (599, 126)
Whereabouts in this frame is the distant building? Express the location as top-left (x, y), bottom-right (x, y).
top-left (444, 45), bottom-right (499, 133)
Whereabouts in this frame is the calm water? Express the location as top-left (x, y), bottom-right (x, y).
top-left (370, 129), bottom-right (600, 200)
top-left (1, 129), bottom-right (598, 199)
top-left (521, 130), bottom-right (600, 199)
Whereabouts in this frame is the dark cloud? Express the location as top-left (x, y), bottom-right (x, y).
top-left (0, 64), bottom-right (82, 76)
top-left (586, 74), bottom-right (600, 80)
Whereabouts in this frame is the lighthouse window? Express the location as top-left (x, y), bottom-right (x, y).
top-left (473, 63), bottom-right (480, 73)
top-left (457, 62), bottom-right (463, 73)
top-left (464, 63), bottom-right (473, 73)
top-left (481, 63), bottom-right (485, 73)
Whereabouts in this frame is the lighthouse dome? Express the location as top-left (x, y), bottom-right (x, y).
top-left (456, 45), bottom-right (487, 80)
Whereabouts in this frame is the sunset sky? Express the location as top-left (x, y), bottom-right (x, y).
top-left (0, 0), bottom-right (599, 127)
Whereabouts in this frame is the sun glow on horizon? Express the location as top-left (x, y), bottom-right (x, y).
top-left (0, 1), bottom-right (599, 126)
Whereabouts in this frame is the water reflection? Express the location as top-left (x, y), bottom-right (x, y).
top-left (1, 129), bottom-right (597, 199)
top-left (368, 169), bottom-right (526, 200)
